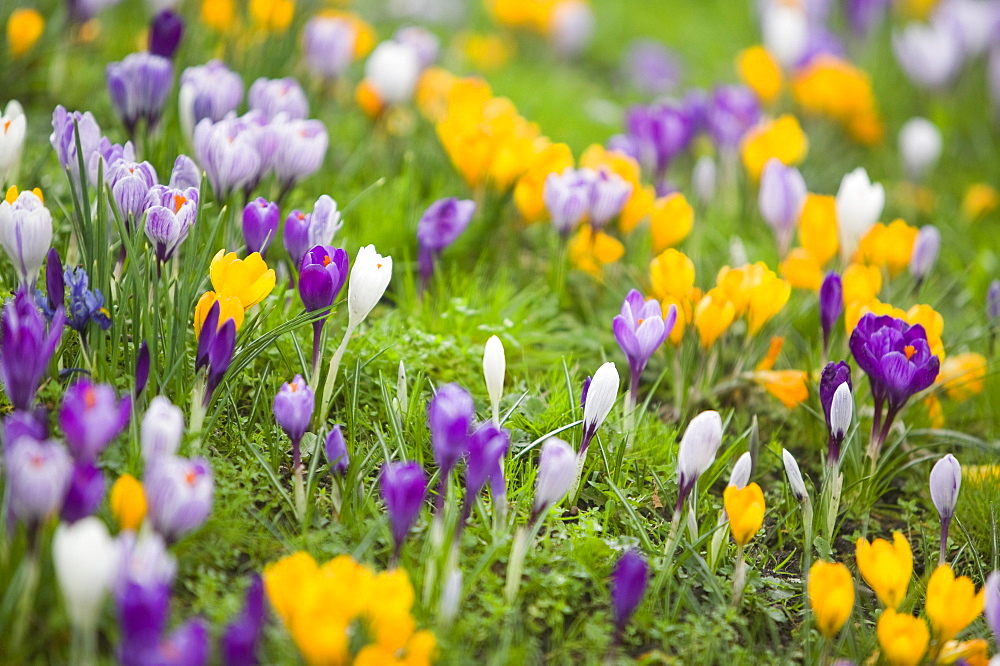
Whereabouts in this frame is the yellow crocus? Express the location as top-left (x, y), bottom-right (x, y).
top-left (779, 248), bottom-right (823, 291)
top-left (649, 193), bottom-right (694, 252)
top-left (724, 483), bottom-right (765, 546)
top-left (963, 465), bottom-right (1000, 485)
top-left (925, 564), bottom-right (984, 644)
top-left (905, 304), bottom-right (944, 361)
top-left (661, 295), bottom-right (691, 345)
top-left (798, 194), bottom-right (839, 268)
top-left (209, 250), bottom-right (276, 308)
top-left (201, 0), bottom-right (235, 31)
top-left (807, 560), bottom-right (854, 639)
top-left (938, 352), bottom-right (987, 401)
top-left (250, 0), bottom-right (294, 32)
top-left (878, 609), bottom-right (930, 666)
top-left (694, 288), bottom-right (735, 349)
top-left (739, 114), bottom-right (808, 182)
top-left (736, 46), bottom-right (782, 105)
top-left (962, 183), bottom-right (999, 221)
top-left (855, 532), bottom-right (912, 609)
top-left (355, 79), bottom-right (384, 119)
top-left (568, 225), bottom-right (624, 277)
top-left (579, 143), bottom-right (643, 191)
top-left (752, 370), bottom-right (808, 408)
top-left (650, 248), bottom-right (695, 302)
top-left (415, 67), bottom-right (457, 123)
top-left (7, 9), bottom-right (44, 58)
top-left (513, 142), bottom-right (574, 223)
top-left (263, 551), bottom-right (321, 629)
top-left (109, 474), bottom-right (146, 532)
top-left (845, 299), bottom-right (908, 335)
top-left (747, 271), bottom-right (790, 336)
top-left (937, 639), bottom-right (989, 666)
top-left (618, 184), bottom-right (655, 235)
top-left (193, 292), bottom-right (245, 337)
top-left (841, 263), bottom-right (882, 306)
top-left (458, 32), bottom-right (515, 71)
top-left (716, 264), bottom-right (755, 317)
top-left (355, 630), bottom-right (437, 666)
top-left (792, 56), bottom-right (881, 145)
top-left (854, 220), bottom-right (918, 277)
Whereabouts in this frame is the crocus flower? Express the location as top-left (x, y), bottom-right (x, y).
top-left (192, 116), bottom-right (261, 200)
top-left (144, 454), bottom-right (214, 542)
top-left (60, 378), bottom-right (131, 461)
top-left (930, 454), bottom-right (961, 563)
top-left (836, 167), bottom-right (884, 262)
top-left (61, 461), bottom-right (106, 523)
top-left (899, 117), bottom-right (942, 182)
top-left (203, 249), bottom-right (276, 316)
top-left (3, 435), bottom-right (72, 526)
top-left (613, 289), bottom-right (676, 402)
top-left (611, 549), bottom-right (649, 633)
top-left (985, 571), bottom-right (1000, 645)
top-left (758, 158), bottom-right (806, 257)
top-left (243, 198), bottom-right (280, 257)
top-left (675, 410), bottom-right (723, 511)
top-left (706, 85), bottom-right (761, 151)
top-left (299, 244), bottom-right (349, 372)
top-left (365, 41), bottom-right (421, 105)
top-left (483, 335), bottom-right (505, 424)
top-left (106, 52), bottom-right (173, 137)
top-left (110, 474), bottom-right (147, 531)
top-left (846, 0), bottom-right (891, 36)
top-left (115, 532), bottom-right (176, 661)
top-left (149, 10), bottom-right (183, 59)
top-left (544, 168), bottom-right (592, 235)
top-left (620, 103), bottom-right (693, 176)
top-left (248, 77), bottom-right (309, 121)
top-left (204, 318), bottom-right (236, 405)
top-left (464, 421), bottom-right (509, 503)
top-left (908, 225), bottom-right (940, 284)
top-left (0, 289), bottom-right (64, 410)
top-left (877, 609), bottom-right (929, 666)
top-left (855, 531), bottom-right (912, 609)
top-left (272, 119), bottom-right (329, 192)
top-left (588, 168), bottom-right (633, 228)
top-left (178, 60), bottom-right (243, 141)
top-left (36, 247), bottom-right (65, 320)
top-left (729, 452), bottom-right (753, 489)
top-left (88, 136), bottom-right (134, 188)
top-left (623, 39), bottom-right (681, 95)
top-left (273, 375), bottom-right (315, 472)
top-left (64, 265), bottom-right (111, 333)
top-left (325, 425), bottom-right (349, 475)
top-left (220, 575), bottom-right (266, 666)
top-left (0, 100), bottom-right (26, 187)
top-left (892, 21), bottom-right (964, 91)
top-left (381, 460), bottom-right (428, 562)
top-left (142, 396), bottom-right (185, 461)
top-left (347, 244), bottom-right (393, 330)
top-left (580, 362), bottom-right (619, 455)
top-left (428, 383), bottom-right (474, 480)
top-left (303, 14), bottom-right (363, 80)
top-left (416, 197), bottom-right (475, 285)
top-left (924, 564), bottom-right (985, 644)
top-left (283, 195), bottom-right (343, 269)
top-left (808, 560), bottom-right (854, 639)
top-left (169, 154), bottom-right (201, 191)
top-left (0, 189), bottom-right (53, 289)
top-left (819, 361), bottom-right (853, 465)
top-left (135, 341), bottom-right (150, 398)
top-left (781, 449), bottom-right (808, 502)
top-left (532, 437), bottom-right (577, 521)
top-left (394, 26), bottom-right (439, 70)
top-left (53, 517), bottom-right (119, 635)
top-left (144, 185), bottom-right (198, 266)
top-left (724, 482), bottom-right (765, 546)
top-left (761, 1), bottom-right (808, 67)
top-left (819, 272), bottom-right (842, 354)
top-left (691, 156), bottom-right (717, 207)
top-left (49, 105), bottom-right (102, 192)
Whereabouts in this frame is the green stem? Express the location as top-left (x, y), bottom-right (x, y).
top-left (317, 323), bottom-right (355, 428)
top-left (731, 543), bottom-right (747, 607)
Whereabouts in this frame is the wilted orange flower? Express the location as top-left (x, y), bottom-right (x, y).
top-left (798, 194), bottom-right (839, 268)
top-left (740, 114), bottom-right (808, 181)
top-left (736, 46), bottom-right (782, 105)
top-left (755, 337), bottom-right (784, 371)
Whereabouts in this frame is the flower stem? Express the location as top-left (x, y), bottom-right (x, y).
top-left (731, 543), bottom-right (747, 607)
top-left (317, 323), bottom-right (355, 428)
top-left (310, 320), bottom-right (324, 385)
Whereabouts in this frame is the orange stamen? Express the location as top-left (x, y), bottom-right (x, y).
top-left (904, 345), bottom-right (916, 360)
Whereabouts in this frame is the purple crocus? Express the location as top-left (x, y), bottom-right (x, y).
top-left (143, 185), bottom-right (199, 266)
top-left (248, 77), bottom-right (309, 121)
top-left (106, 52), bottom-right (173, 138)
top-left (220, 575), bottom-right (266, 666)
top-left (758, 158), bottom-right (806, 257)
top-left (49, 105), bottom-right (102, 193)
top-left (706, 85), bottom-right (761, 152)
top-left (428, 383), bottom-right (474, 481)
top-left (149, 11), bottom-right (183, 60)
top-left (115, 531), bottom-right (177, 661)
top-left (847, 0), bottom-right (892, 36)
top-left (88, 136), bottom-right (133, 188)
top-left (909, 225), bottom-right (941, 285)
top-left (36, 247), bottom-right (65, 320)
top-left (298, 244), bottom-right (349, 373)
top-left (135, 341), bottom-right (150, 398)
top-left (0, 289), bottom-right (65, 410)
top-left (243, 198), bottom-right (280, 257)
top-left (282, 195), bottom-right (343, 270)
top-left (179, 60), bottom-right (244, 141)
top-left (325, 424), bottom-right (349, 475)
top-left (64, 266), bottom-right (111, 333)
top-left (273, 375), bottom-right (315, 473)
top-left (463, 421), bottom-right (510, 526)
top-left (303, 14), bottom-right (358, 80)
top-left (169, 155), bottom-right (201, 191)
top-left (416, 197), bottom-right (475, 286)
top-left (929, 453), bottom-right (961, 564)
top-left (819, 272), bottom-right (843, 355)
top-left (588, 168), bottom-right (633, 228)
top-left (3, 435), bottom-right (72, 527)
top-left (849, 313), bottom-right (940, 460)
top-left (3, 409), bottom-right (49, 452)
top-left (544, 168), bottom-right (592, 236)
top-left (623, 39), bottom-right (682, 95)
top-left (622, 103), bottom-right (693, 177)
top-left (611, 549), bottom-right (649, 634)
top-left (60, 461), bottom-right (106, 524)
top-left (381, 460), bottom-right (428, 564)
top-left (192, 116), bottom-right (262, 200)
top-left (59, 378), bottom-right (131, 461)
top-left (819, 361), bottom-right (852, 464)
top-left (204, 317), bottom-right (236, 406)
top-left (989, 280), bottom-right (1000, 320)
top-left (106, 159), bottom-right (158, 227)
top-left (144, 454), bottom-right (213, 542)
top-left (613, 289), bottom-right (676, 403)
top-left (272, 119), bottom-right (329, 193)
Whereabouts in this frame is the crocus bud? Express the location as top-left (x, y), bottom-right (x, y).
top-left (809, 560), bottom-right (854, 639)
top-left (142, 396), bottom-right (185, 461)
top-left (220, 575), bottom-right (266, 666)
top-left (416, 197), bottom-right (475, 284)
top-left (43, 246), bottom-right (65, 318)
top-left (192, 116), bottom-right (261, 200)
top-left (106, 52), bottom-right (173, 136)
top-left (930, 454), bottom-right (961, 525)
top-left (759, 158), bottom-right (807, 257)
top-left (149, 10), bottom-right (183, 59)
top-left (205, 318), bottom-right (236, 405)
top-left (273, 375), bottom-right (315, 471)
top-left (483, 335), bottom-right (506, 423)
top-left (0, 100), bottom-right (26, 187)
top-left (135, 341), bottom-right (150, 398)
top-left (892, 21), bottom-right (963, 91)
top-left (0, 289), bottom-right (64, 410)
top-left (835, 167), bottom-right (885, 262)
top-left (53, 517), bottom-right (118, 633)
top-left (465, 421), bottom-right (509, 499)
top-left (144, 455), bottom-right (214, 542)
top-left (581, 362), bottom-right (620, 453)
top-left (381, 461), bottom-right (428, 557)
top-left (820, 361), bottom-right (852, 464)
top-left (909, 225), bottom-right (940, 283)
top-left (4, 436), bottom-right (72, 526)
top-left (428, 383), bottom-right (474, 476)
top-left (179, 60), bottom-right (244, 143)
top-left (169, 154), bottom-right (201, 191)
top-left (248, 77), bottom-right (309, 121)
top-left (347, 244), bottom-right (393, 329)
top-left (990, 280), bottom-right (1000, 320)
top-left (243, 198), bottom-right (280, 257)
top-left (692, 155), bottom-right (717, 207)
top-left (829, 382), bottom-right (853, 455)
top-left (115, 531), bottom-right (176, 653)
top-left (0, 189), bottom-right (53, 289)
top-left (532, 437), bottom-right (577, 520)
top-left (819, 272), bottom-right (843, 350)
top-left (724, 482), bottom-right (765, 546)
top-left (325, 425), bottom-right (349, 475)
top-left (781, 448), bottom-right (808, 502)
top-left (729, 451), bottom-right (752, 489)
top-left (365, 41), bottom-right (421, 104)
top-left (60, 379), bottom-right (132, 462)
top-left (985, 571), bottom-right (1000, 645)
top-left (303, 14), bottom-right (362, 81)
top-left (588, 168), bottom-right (633, 229)
top-left (762, 1), bottom-right (808, 67)
top-left (611, 549), bottom-right (649, 632)
top-left (899, 117), bottom-right (942, 182)
top-left (61, 461), bottom-right (106, 523)
top-left (676, 410), bottom-right (723, 510)
top-left (298, 245), bottom-right (349, 312)
top-left (110, 473), bottom-right (147, 531)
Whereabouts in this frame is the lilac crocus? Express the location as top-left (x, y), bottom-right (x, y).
top-left (819, 272), bottom-right (843, 355)
top-left (989, 280), bottom-right (1000, 320)
top-left (220, 575), bottom-right (266, 666)
top-left (135, 341), bottom-right (150, 398)
top-left (116, 532), bottom-right (176, 661)
top-left (243, 198), bottom-right (280, 257)
top-left (532, 437), bottom-right (577, 522)
top-left (381, 460), bottom-right (428, 563)
top-left (179, 60), bottom-right (244, 141)
top-left (248, 78), bottom-right (309, 121)
top-left (144, 454), bottom-right (213, 542)
top-left (299, 244), bottom-right (349, 373)
top-left (60, 378), bottom-right (132, 461)
top-left (611, 549), bottom-right (649, 634)
top-left (0, 189), bottom-right (53, 289)
top-left (820, 361), bottom-right (853, 464)
top-left (463, 421), bottom-right (510, 524)
top-left (986, 571), bottom-right (1000, 646)
top-left (106, 52), bottom-right (173, 138)
top-left (3, 409), bottom-right (48, 452)
top-left (60, 461), bottom-right (106, 524)
top-left (3, 436), bottom-right (72, 527)
top-left (909, 225), bottom-right (941, 285)
top-left (589, 168), bottom-right (633, 228)
top-left (622, 103), bottom-right (694, 177)
top-left (64, 265), bottom-right (111, 333)
top-left (272, 119), bottom-right (329, 193)
top-left (416, 197), bottom-right (475, 285)
top-left (544, 168), bottom-right (592, 235)
top-left (394, 26), bottom-right (440, 70)
top-left (929, 453), bottom-right (961, 564)
top-left (149, 11), bottom-right (183, 60)
top-left (49, 105), bottom-right (102, 191)
top-left (849, 313), bottom-right (940, 459)
top-left (847, 0), bottom-right (892, 36)
top-left (758, 158), bottom-right (806, 257)
top-left (325, 424), bottom-right (349, 475)
top-left (0, 289), bottom-right (65, 410)
top-left (169, 155), bottom-right (201, 191)
top-left (143, 185), bottom-right (199, 265)
top-left (428, 383), bottom-right (475, 482)
top-left (303, 14), bottom-right (359, 80)
top-left (892, 20), bottom-right (965, 91)
top-left (613, 289), bottom-right (676, 402)
top-left (273, 375), bottom-right (315, 473)
top-left (107, 158), bottom-right (158, 226)
top-left (623, 39), bottom-right (682, 95)
top-left (192, 116), bottom-right (261, 200)
top-left (88, 136), bottom-right (133, 188)
top-left (706, 85), bottom-right (761, 151)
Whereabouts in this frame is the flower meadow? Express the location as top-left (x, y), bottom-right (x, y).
top-left (2, 0), bottom-right (1000, 664)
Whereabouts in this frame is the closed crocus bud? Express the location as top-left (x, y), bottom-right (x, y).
top-left (106, 52), bottom-right (173, 136)
top-left (588, 168), bottom-right (633, 229)
top-left (42, 246), bottom-right (65, 318)
top-left (416, 197), bottom-right (476, 283)
top-left (759, 158), bottom-right (807, 257)
top-left (347, 244), bottom-right (393, 329)
top-left (144, 455), bottom-right (213, 542)
top-left (205, 318), bottom-right (236, 405)
top-left (892, 21), bottom-right (964, 91)
top-left (381, 461), bottom-right (428, 558)
top-left (729, 452), bottom-right (753, 489)
top-left (819, 272), bottom-right (843, 349)
top-left (428, 383), bottom-right (474, 476)
top-left (724, 482), bottom-right (765, 546)
top-left (762, 1), bottom-right (808, 68)
top-left (908, 225), bottom-right (940, 283)
top-left (60, 379), bottom-right (132, 462)
top-left (110, 473), bottom-right (147, 531)
top-left (581, 362), bottom-right (619, 453)
top-left (4, 436), bottom-right (72, 526)
top-left (0, 189), bottom-right (53, 289)
top-left (676, 410), bottom-right (723, 509)
top-left (781, 449), bottom-right (808, 502)
top-left (61, 461), bottom-right (106, 524)
top-left (985, 571), bottom-right (1000, 645)
top-left (243, 198), bottom-right (280, 257)
top-left (365, 41), bottom-right (421, 104)
top-left (169, 154), bottom-right (201, 191)
top-left (544, 168), bottom-right (592, 236)
top-left (877, 609), bottom-right (929, 666)
top-left (828, 383), bottom-right (853, 457)
top-left (221, 575), bottom-right (266, 666)
top-left (273, 375), bottom-right (315, 471)
top-left (0, 100), bottom-right (26, 187)
top-left (53, 517), bottom-right (118, 633)
top-left (692, 155), bottom-right (717, 207)
top-left (438, 569), bottom-right (463, 626)
top-left (465, 421), bottom-right (509, 500)
top-left (611, 549), bottom-right (649, 632)
top-left (532, 437), bottom-right (577, 520)
top-left (272, 119), bottom-right (329, 191)
top-left (135, 341), bottom-right (150, 398)
top-left (835, 167), bottom-right (884, 263)
top-left (855, 531), bottom-right (912, 609)
top-left (144, 192), bottom-right (198, 266)
top-left (898, 117), bottom-right (942, 182)
top-left (248, 77), bottom-right (309, 121)
top-left (325, 425), bottom-right (349, 475)
top-left (809, 561), bottom-right (854, 639)
top-left (483, 335), bottom-right (505, 423)
top-left (142, 396), bottom-right (185, 462)
top-left (150, 10), bottom-right (183, 59)
top-left (930, 453), bottom-right (961, 563)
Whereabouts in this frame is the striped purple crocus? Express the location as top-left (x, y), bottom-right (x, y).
top-left (613, 289), bottom-right (676, 404)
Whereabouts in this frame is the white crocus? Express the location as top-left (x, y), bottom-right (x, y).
top-left (347, 244), bottom-right (393, 329)
top-left (761, 1), bottom-right (808, 68)
top-left (141, 396), bottom-right (186, 462)
top-left (532, 437), bottom-right (577, 519)
top-left (0, 189), bottom-right (53, 289)
top-left (835, 167), bottom-right (884, 262)
top-left (549, 0), bottom-right (595, 58)
top-left (365, 41), bottom-right (421, 105)
top-left (581, 362), bottom-right (619, 451)
top-left (676, 410), bottom-right (723, 503)
top-left (892, 21), bottom-right (964, 90)
top-left (53, 518), bottom-right (118, 634)
top-left (898, 117), bottom-right (942, 182)
top-left (483, 335), bottom-right (506, 425)
top-left (0, 100), bottom-right (26, 187)
top-left (781, 449), bottom-right (808, 502)
top-left (729, 452), bottom-right (753, 489)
